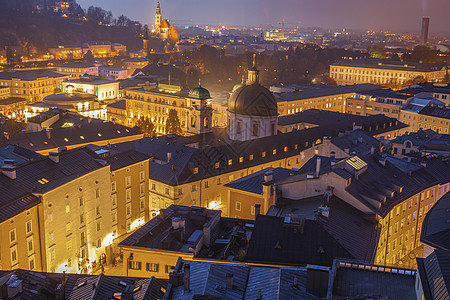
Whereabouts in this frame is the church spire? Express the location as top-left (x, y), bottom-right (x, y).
top-left (155, 1), bottom-right (162, 30)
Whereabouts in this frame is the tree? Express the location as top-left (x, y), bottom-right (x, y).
top-left (404, 75), bottom-right (426, 86)
top-left (165, 109), bottom-right (183, 135)
top-left (136, 116), bottom-right (155, 137)
top-left (443, 68), bottom-right (450, 84)
top-left (367, 45), bottom-right (386, 59)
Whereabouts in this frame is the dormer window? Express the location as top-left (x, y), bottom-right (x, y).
top-left (228, 159), bottom-right (232, 166)
top-left (214, 162), bottom-right (220, 169)
top-left (192, 167), bottom-right (198, 174)
top-left (284, 146), bottom-right (288, 152)
top-left (261, 152), bottom-right (266, 157)
top-left (249, 154), bottom-right (254, 160)
top-left (273, 149), bottom-right (277, 155)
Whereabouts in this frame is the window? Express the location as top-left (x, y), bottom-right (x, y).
top-left (10, 229), bottom-right (16, 243)
top-left (146, 263), bottom-right (159, 272)
top-left (95, 189), bottom-right (100, 198)
top-left (80, 214), bottom-right (84, 224)
top-left (49, 232), bottom-right (54, 243)
top-left (81, 232), bottom-right (85, 245)
top-left (66, 239), bottom-right (72, 250)
top-left (79, 197), bottom-right (84, 206)
top-left (236, 202), bottom-right (241, 211)
top-left (236, 121), bottom-right (242, 134)
top-left (140, 197), bottom-right (145, 210)
top-left (111, 181), bottom-right (116, 192)
top-left (192, 185), bottom-right (197, 192)
top-left (125, 176), bottom-right (131, 187)
top-left (26, 220), bottom-right (32, 234)
top-left (272, 149), bottom-right (277, 155)
top-left (205, 181), bottom-right (209, 188)
top-left (66, 222), bottom-right (71, 232)
top-left (151, 183), bottom-right (156, 190)
top-left (140, 171), bottom-right (145, 182)
top-left (140, 183), bottom-right (145, 196)
top-left (27, 236), bottom-right (34, 253)
top-left (165, 187), bottom-right (169, 195)
top-left (49, 249), bottom-right (55, 262)
top-left (112, 212), bottom-right (117, 223)
top-left (165, 265), bottom-right (175, 273)
top-left (29, 257), bottom-right (35, 270)
top-left (126, 189), bottom-right (131, 202)
top-left (252, 123), bottom-right (259, 137)
top-left (96, 222), bottom-right (101, 232)
top-left (11, 246), bottom-right (18, 265)
top-left (126, 203), bottom-right (131, 217)
top-left (128, 261), bottom-right (142, 270)
top-left (112, 194), bottom-right (117, 207)
top-left (96, 206), bottom-right (101, 216)
top-left (251, 206), bottom-right (255, 215)
top-left (65, 204), bottom-right (70, 213)
top-left (48, 212), bottom-right (53, 223)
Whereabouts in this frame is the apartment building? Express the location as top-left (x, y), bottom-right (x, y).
top-left (400, 97), bottom-right (450, 134)
top-left (0, 146), bottom-right (151, 274)
top-left (330, 59), bottom-right (446, 86)
top-left (0, 70), bottom-right (69, 102)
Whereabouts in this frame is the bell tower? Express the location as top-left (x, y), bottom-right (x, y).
top-left (155, 1), bottom-right (162, 31)
top-left (186, 83), bottom-right (213, 135)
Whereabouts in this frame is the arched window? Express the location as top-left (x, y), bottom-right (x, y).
top-left (204, 117), bottom-right (209, 128)
top-left (191, 116), bottom-right (196, 127)
top-left (405, 141), bottom-right (412, 148)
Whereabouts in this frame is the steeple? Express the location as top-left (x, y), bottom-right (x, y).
top-left (155, 1), bottom-right (162, 30)
top-left (247, 53), bottom-right (259, 85)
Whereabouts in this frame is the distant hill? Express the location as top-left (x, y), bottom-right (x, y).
top-left (0, 14), bottom-right (144, 52)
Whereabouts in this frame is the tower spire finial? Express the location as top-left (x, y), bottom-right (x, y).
top-left (252, 53), bottom-right (256, 68)
top-left (198, 78), bottom-right (201, 87)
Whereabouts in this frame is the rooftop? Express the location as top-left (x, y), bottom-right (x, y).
top-left (0, 69), bottom-right (67, 81)
top-left (246, 214), bottom-right (354, 267)
top-left (119, 205), bottom-right (253, 261)
top-left (331, 58), bottom-right (447, 72)
top-left (166, 260), bottom-right (315, 300)
top-left (0, 97), bottom-right (27, 106)
top-left (60, 61), bottom-right (96, 68)
top-left (421, 191), bottom-right (450, 251)
top-left (416, 250), bottom-right (450, 300)
top-left (273, 83), bottom-right (382, 102)
top-left (391, 129), bottom-right (440, 146)
top-left (328, 259), bottom-right (416, 300)
top-left (0, 122), bottom-right (142, 152)
top-left (107, 99), bottom-right (127, 110)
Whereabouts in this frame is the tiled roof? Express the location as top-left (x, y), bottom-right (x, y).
top-left (246, 214), bottom-right (354, 266)
top-left (0, 144), bottom-right (43, 166)
top-left (416, 250), bottom-right (450, 300)
top-left (168, 260), bottom-right (316, 300)
top-left (358, 88), bottom-right (411, 100)
top-left (107, 99), bottom-right (127, 110)
top-left (0, 69), bottom-right (68, 81)
top-left (419, 106), bottom-right (450, 119)
top-left (225, 167), bottom-right (292, 194)
top-left (391, 129), bottom-right (440, 146)
top-left (0, 147), bottom-right (105, 221)
top-left (421, 192), bottom-right (450, 251)
top-left (0, 122), bottom-right (142, 152)
top-left (106, 150), bottom-right (150, 171)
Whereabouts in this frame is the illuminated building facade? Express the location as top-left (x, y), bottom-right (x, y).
top-left (0, 146), bottom-right (150, 274)
top-left (58, 62), bottom-right (99, 79)
top-left (0, 70), bottom-right (69, 103)
top-left (330, 59), bottom-right (446, 86)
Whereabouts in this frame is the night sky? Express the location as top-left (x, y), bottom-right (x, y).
top-left (77, 0), bottom-right (450, 33)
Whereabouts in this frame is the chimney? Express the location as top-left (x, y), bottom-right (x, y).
top-left (58, 146), bottom-right (67, 153)
top-left (315, 157), bottom-right (321, 178)
top-left (264, 170), bottom-right (273, 183)
top-left (183, 264), bottom-right (190, 292)
top-left (172, 217), bottom-right (185, 231)
top-left (2, 160), bottom-right (16, 180)
top-left (167, 152), bottom-right (172, 162)
top-left (357, 136), bottom-right (363, 144)
top-left (370, 146), bottom-right (375, 155)
top-left (49, 152), bottom-right (59, 163)
top-left (254, 204), bottom-right (261, 220)
top-left (3, 132), bottom-right (9, 140)
top-left (226, 273), bottom-right (234, 289)
top-left (46, 128), bottom-right (51, 139)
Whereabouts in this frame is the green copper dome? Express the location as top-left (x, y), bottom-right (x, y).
top-left (188, 85), bottom-right (211, 100)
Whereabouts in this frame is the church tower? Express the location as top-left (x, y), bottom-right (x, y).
top-left (154, 1), bottom-right (162, 31)
top-left (186, 83), bottom-right (213, 135)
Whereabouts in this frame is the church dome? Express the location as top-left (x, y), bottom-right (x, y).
top-left (188, 85), bottom-right (210, 100)
top-left (228, 83), bottom-right (277, 117)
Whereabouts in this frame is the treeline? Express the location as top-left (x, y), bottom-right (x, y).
top-left (184, 44), bottom-right (361, 88)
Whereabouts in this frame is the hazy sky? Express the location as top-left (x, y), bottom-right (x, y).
top-left (77, 0), bottom-right (450, 33)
